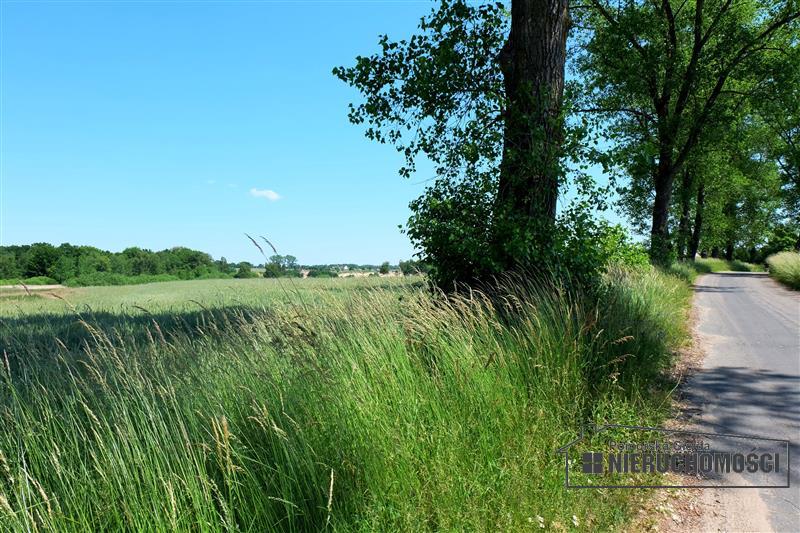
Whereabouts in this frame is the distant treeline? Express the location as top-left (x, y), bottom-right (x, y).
top-left (0, 244), bottom-right (429, 286)
top-left (0, 243), bottom-right (238, 286)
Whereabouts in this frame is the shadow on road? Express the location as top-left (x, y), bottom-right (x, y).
top-left (687, 366), bottom-right (800, 433)
top-left (693, 272), bottom-right (770, 293)
top-left (692, 285), bottom-right (740, 293)
top-left (708, 272), bottom-right (769, 278)
top-left (686, 366), bottom-right (800, 488)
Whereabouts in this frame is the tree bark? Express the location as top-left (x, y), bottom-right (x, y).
top-left (676, 168), bottom-right (693, 259)
top-left (689, 182), bottom-right (704, 259)
top-left (495, 0), bottom-right (570, 265)
top-left (650, 125), bottom-right (676, 265)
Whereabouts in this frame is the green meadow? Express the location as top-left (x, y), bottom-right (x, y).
top-left (0, 269), bottom-right (690, 531)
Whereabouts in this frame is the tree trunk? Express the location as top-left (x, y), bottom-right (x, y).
top-left (650, 143), bottom-right (675, 265)
top-left (723, 200), bottom-right (736, 261)
top-left (689, 182), bottom-right (704, 259)
top-left (725, 242), bottom-right (734, 261)
top-left (676, 169), bottom-right (693, 260)
top-left (494, 0), bottom-right (570, 266)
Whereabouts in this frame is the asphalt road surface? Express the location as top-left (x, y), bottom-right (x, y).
top-left (688, 272), bottom-right (800, 532)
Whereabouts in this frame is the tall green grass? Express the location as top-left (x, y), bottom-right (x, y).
top-left (766, 251), bottom-right (800, 290)
top-left (693, 257), bottom-right (764, 273)
top-left (667, 258), bottom-right (764, 283)
top-left (0, 269), bottom-right (690, 531)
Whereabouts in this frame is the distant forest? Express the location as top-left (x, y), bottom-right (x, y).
top-left (0, 243), bottom-right (239, 286)
top-left (0, 243), bottom-right (420, 286)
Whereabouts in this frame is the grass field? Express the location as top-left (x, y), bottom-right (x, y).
top-left (0, 270), bottom-right (690, 531)
top-left (0, 276), bottom-right (412, 315)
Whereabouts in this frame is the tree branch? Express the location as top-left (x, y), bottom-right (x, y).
top-left (673, 6), bottom-right (800, 174)
top-left (589, 0), bottom-right (660, 102)
top-left (574, 106), bottom-right (654, 122)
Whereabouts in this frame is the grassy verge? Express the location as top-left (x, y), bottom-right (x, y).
top-left (694, 257), bottom-right (764, 273)
top-left (667, 258), bottom-right (763, 283)
top-left (766, 251), bottom-right (800, 290)
top-left (0, 268), bottom-right (691, 531)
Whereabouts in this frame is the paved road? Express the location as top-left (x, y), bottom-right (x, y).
top-left (688, 272), bottom-right (800, 532)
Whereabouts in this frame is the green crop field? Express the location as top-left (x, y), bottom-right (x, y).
top-left (0, 276), bottom-right (415, 316)
top-left (0, 270), bottom-right (690, 531)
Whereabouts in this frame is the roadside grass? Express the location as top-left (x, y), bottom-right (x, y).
top-left (693, 258), bottom-right (763, 273)
top-left (766, 251), bottom-right (800, 290)
top-left (666, 262), bottom-right (699, 284)
top-left (667, 258), bottom-right (763, 283)
top-left (0, 269), bottom-right (691, 531)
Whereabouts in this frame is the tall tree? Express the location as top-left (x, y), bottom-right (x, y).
top-left (675, 167), bottom-right (694, 259)
top-left (493, 0), bottom-right (570, 266)
top-left (575, 0), bottom-right (799, 264)
top-left (335, 0), bottom-right (571, 286)
top-left (754, 45), bottom-right (800, 245)
top-left (686, 117), bottom-right (782, 258)
top-left (689, 182), bottom-right (705, 259)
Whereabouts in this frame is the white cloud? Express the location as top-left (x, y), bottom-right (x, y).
top-left (250, 188), bottom-right (281, 201)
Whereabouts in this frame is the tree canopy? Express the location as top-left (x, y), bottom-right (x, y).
top-left (574, 0), bottom-right (799, 263)
top-left (337, 0), bottom-right (799, 282)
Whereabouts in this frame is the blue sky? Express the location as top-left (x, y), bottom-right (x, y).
top-left (1, 0), bottom-right (619, 265)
